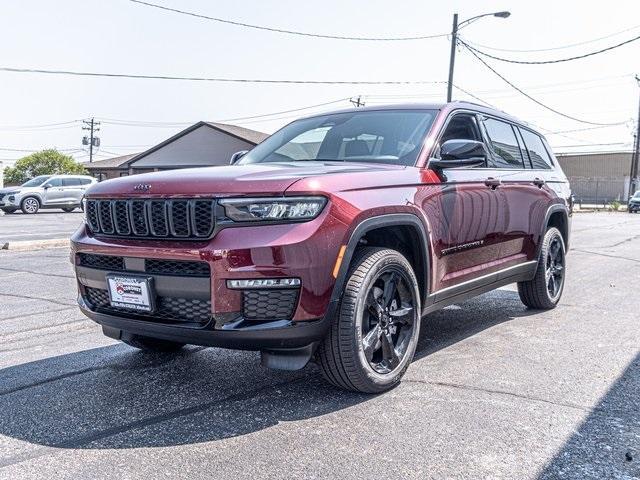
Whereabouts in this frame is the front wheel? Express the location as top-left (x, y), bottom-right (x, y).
top-left (317, 247), bottom-right (421, 393)
top-left (62, 207), bottom-right (77, 213)
top-left (518, 227), bottom-right (566, 309)
top-left (20, 197), bottom-right (40, 214)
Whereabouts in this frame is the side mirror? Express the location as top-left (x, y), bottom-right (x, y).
top-left (229, 150), bottom-right (248, 165)
top-left (429, 139), bottom-right (487, 175)
top-left (43, 183), bottom-right (51, 189)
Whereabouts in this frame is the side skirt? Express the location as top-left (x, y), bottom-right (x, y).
top-left (423, 261), bottom-right (537, 315)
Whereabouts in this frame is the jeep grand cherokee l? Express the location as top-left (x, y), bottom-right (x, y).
top-left (72, 102), bottom-right (571, 393)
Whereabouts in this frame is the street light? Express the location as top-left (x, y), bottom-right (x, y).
top-left (446, 11), bottom-right (511, 102)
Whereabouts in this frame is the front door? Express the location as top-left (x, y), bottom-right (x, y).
top-left (422, 112), bottom-right (509, 292)
top-left (41, 178), bottom-right (65, 205)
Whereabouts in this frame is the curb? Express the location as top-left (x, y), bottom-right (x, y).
top-left (1, 238), bottom-right (70, 251)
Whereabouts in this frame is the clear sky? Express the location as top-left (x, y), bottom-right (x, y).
top-left (1, 0), bottom-right (639, 165)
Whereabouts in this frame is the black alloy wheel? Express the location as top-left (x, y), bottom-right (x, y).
top-left (545, 235), bottom-right (565, 302)
top-left (362, 270), bottom-right (416, 374)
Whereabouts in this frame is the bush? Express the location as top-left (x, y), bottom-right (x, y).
top-left (609, 200), bottom-right (621, 212)
top-left (3, 149), bottom-right (87, 185)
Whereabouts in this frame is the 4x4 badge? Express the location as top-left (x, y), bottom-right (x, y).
top-left (133, 184), bottom-right (151, 192)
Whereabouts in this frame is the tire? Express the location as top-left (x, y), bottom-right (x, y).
top-left (20, 196), bottom-right (40, 214)
top-left (121, 333), bottom-right (186, 352)
top-left (62, 207), bottom-right (76, 213)
top-left (1, 208), bottom-right (17, 214)
top-left (518, 227), bottom-right (566, 310)
top-left (317, 247), bottom-right (421, 393)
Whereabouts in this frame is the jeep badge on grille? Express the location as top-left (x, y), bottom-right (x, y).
top-left (133, 184), bottom-right (151, 192)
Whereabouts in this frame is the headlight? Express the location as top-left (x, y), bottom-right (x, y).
top-left (219, 196), bottom-right (327, 223)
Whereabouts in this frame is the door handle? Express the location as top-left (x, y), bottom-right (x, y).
top-left (484, 177), bottom-right (501, 189)
top-left (533, 177), bottom-right (546, 188)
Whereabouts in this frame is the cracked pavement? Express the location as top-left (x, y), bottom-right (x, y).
top-left (0, 212), bottom-right (639, 479)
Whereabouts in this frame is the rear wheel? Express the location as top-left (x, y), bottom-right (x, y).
top-left (518, 227), bottom-right (566, 309)
top-left (62, 207), bottom-right (76, 213)
top-left (317, 247), bottom-right (421, 393)
top-left (20, 197), bottom-right (40, 214)
top-left (121, 333), bottom-right (186, 352)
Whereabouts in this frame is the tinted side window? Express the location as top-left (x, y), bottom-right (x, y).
top-left (79, 178), bottom-right (93, 185)
top-left (62, 178), bottom-right (81, 187)
top-left (520, 129), bottom-right (553, 169)
top-left (47, 178), bottom-right (63, 187)
top-left (483, 118), bottom-right (525, 169)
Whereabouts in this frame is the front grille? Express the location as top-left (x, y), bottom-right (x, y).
top-left (242, 289), bottom-right (299, 321)
top-left (77, 253), bottom-right (209, 277)
top-left (85, 199), bottom-right (216, 239)
top-left (84, 287), bottom-right (211, 324)
top-left (78, 253), bottom-right (124, 271)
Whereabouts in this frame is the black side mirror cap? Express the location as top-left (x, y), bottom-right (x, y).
top-left (440, 139), bottom-right (488, 162)
top-left (230, 150), bottom-right (249, 165)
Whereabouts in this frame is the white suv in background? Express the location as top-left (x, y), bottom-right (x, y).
top-left (0, 174), bottom-right (97, 214)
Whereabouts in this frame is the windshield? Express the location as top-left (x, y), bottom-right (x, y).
top-left (21, 175), bottom-right (52, 187)
top-left (633, 191), bottom-right (640, 199)
top-left (239, 109), bottom-right (437, 167)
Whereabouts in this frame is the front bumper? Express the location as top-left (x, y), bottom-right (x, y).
top-left (71, 210), bottom-right (348, 350)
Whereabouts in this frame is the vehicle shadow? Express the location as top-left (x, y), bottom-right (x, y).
top-left (0, 289), bottom-right (539, 453)
top-left (538, 351), bottom-right (640, 479)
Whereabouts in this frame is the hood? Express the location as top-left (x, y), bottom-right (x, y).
top-left (86, 162), bottom-right (408, 198)
top-left (0, 187), bottom-right (24, 195)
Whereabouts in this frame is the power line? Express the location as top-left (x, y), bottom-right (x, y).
top-left (553, 142), bottom-right (630, 148)
top-left (97, 97), bottom-right (354, 127)
top-left (463, 23), bottom-right (640, 53)
top-left (459, 42), bottom-right (626, 127)
top-left (545, 125), bottom-right (625, 135)
top-left (128, 0), bottom-right (448, 41)
top-left (460, 34), bottom-right (640, 65)
top-left (0, 66), bottom-right (442, 85)
top-left (0, 120), bottom-right (79, 130)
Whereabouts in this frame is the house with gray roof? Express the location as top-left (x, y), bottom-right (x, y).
top-left (85, 122), bottom-right (268, 181)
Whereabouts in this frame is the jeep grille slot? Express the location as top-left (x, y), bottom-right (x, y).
top-left (85, 199), bottom-right (216, 240)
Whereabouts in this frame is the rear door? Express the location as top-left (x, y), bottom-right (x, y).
top-left (61, 177), bottom-right (84, 204)
top-left (479, 116), bottom-right (553, 265)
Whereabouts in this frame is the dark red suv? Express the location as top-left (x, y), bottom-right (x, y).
top-left (72, 102), bottom-right (571, 393)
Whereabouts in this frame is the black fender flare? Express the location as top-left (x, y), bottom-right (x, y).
top-left (322, 213), bottom-right (431, 323)
top-left (535, 204), bottom-right (570, 260)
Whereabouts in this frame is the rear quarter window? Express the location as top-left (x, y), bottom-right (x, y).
top-left (520, 129), bottom-right (554, 169)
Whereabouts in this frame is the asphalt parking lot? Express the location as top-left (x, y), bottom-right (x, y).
top-left (0, 210), bottom-right (83, 244)
top-left (0, 212), bottom-right (638, 479)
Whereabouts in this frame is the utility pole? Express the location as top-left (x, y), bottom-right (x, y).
top-left (446, 11), bottom-right (510, 103)
top-left (446, 13), bottom-right (459, 103)
top-left (630, 75), bottom-right (640, 197)
top-left (82, 118), bottom-right (101, 162)
top-left (350, 96), bottom-right (365, 107)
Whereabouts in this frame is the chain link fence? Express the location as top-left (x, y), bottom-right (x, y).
top-left (569, 177), bottom-right (630, 207)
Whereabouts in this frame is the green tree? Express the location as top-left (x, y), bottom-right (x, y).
top-left (3, 149), bottom-right (87, 185)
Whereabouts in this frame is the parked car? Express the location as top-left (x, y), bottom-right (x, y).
top-left (629, 191), bottom-right (640, 213)
top-left (71, 102), bottom-right (572, 393)
top-left (0, 174), bottom-right (96, 214)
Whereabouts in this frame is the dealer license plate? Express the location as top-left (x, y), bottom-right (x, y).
top-left (106, 274), bottom-right (155, 312)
